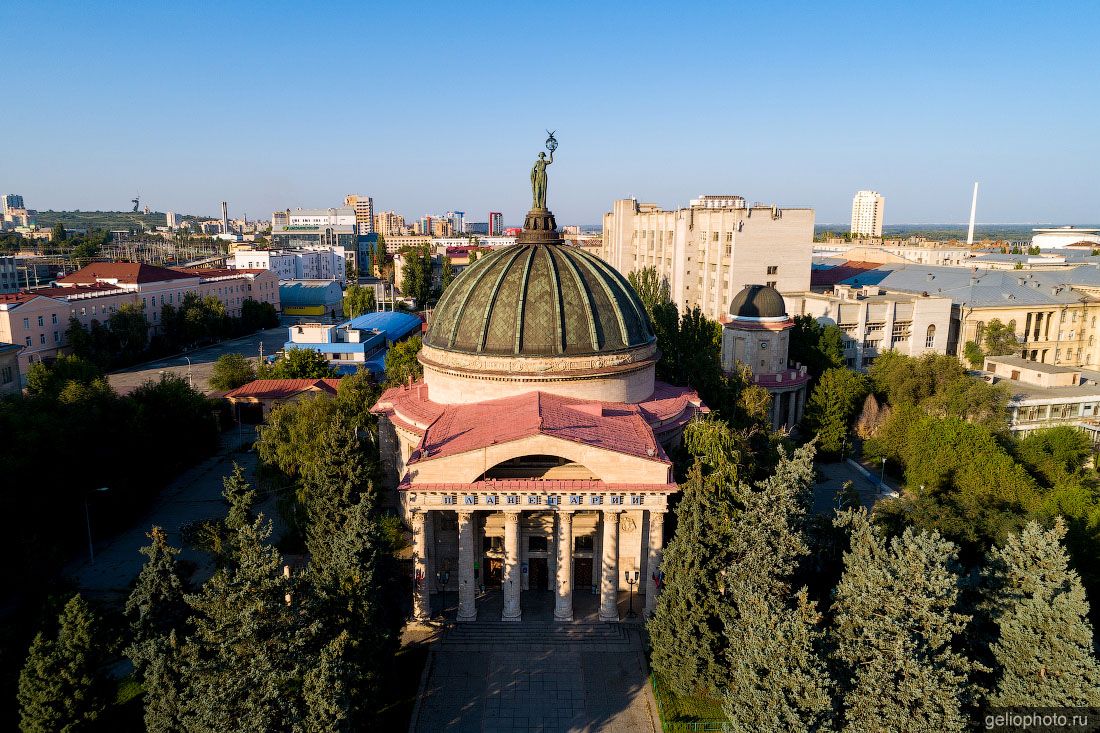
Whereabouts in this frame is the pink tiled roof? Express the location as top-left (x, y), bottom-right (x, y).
top-left (399, 479), bottom-right (678, 493)
top-left (224, 378), bottom-right (341, 400)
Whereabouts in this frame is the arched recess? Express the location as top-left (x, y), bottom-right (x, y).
top-left (477, 454), bottom-right (599, 481)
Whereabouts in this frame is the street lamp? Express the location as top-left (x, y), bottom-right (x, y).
top-left (183, 356), bottom-right (193, 390)
top-left (879, 457), bottom-right (887, 489)
top-left (624, 570), bottom-right (640, 619)
top-left (84, 487), bottom-right (110, 563)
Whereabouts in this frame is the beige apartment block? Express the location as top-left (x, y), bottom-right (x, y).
top-left (959, 302), bottom-right (1100, 368)
top-left (601, 197), bottom-right (813, 321)
top-left (786, 284), bottom-right (953, 369)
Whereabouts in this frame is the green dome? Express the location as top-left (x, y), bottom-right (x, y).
top-left (425, 244), bottom-right (654, 357)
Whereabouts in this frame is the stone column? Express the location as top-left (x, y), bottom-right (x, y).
top-left (501, 511), bottom-right (522, 622)
top-left (554, 510), bottom-right (574, 621)
top-left (411, 510), bottom-right (431, 621)
top-left (457, 510), bottom-right (477, 622)
top-left (598, 510), bottom-right (620, 621)
top-left (787, 390), bottom-right (797, 428)
top-left (644, 509), bottom-right (667, 618)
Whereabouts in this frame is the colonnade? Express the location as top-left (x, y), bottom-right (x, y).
top-left (410, 507), bottom-right (667, 623)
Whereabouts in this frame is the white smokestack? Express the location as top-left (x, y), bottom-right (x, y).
top-left (966, 182), bottom-right (979, 245)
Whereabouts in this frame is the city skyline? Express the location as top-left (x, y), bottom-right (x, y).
top-left (4, 1), bottom-right (1099, 225)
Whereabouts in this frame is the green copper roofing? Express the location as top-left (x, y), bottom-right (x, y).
top-left (425, 243), bottom-right (655, 357)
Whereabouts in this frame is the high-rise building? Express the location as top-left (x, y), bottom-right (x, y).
top-left (601, 196), bottom-right (814, 321)
top-left (373, 210), bottom-right (406, 237)
top-left (444, 211), bottom-right (465, 234)
top-left (345, 194), bottom-right (376, 234)
top-left (166, 211), bottom-right (178, 229)
top-left (488, 211), bottom-right (503, 236)
top-left (850, 190), bottom-right (885, 238)
top-left (2, 194), bottom-right (25, 213)
top-left (221, 201), bottom-right (230, 234)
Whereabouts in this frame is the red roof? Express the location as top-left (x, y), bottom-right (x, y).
top-left (373, 381), bottom-right (707, 467)
top-left (224, 378), bottom-right (341, 400)
top-left (810, 260), bottom-right (881, 288)
top-left (58, 262), bottom-right (199, 285)
top-left (0, 292), bottom-right (39, 305)
top-left (33, 284), bottom-right (125, 298)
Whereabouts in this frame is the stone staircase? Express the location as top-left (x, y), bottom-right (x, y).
top-left (439, 621), bottom-right (633, 651)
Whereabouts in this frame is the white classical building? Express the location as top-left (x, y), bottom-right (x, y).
top-left (850, 190), bottom-right (885, 237)
top-left (600, 196), bottom-right (814, 321)
top-left (373, 209), bottom-right (705, 623)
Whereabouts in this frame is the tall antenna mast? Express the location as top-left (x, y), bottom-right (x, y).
top-left (966, 182), bottom-right (979, 245)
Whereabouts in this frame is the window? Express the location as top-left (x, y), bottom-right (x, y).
top-left (766, 281), bottom-right (777, 289)
top-left (37, 316), bottom-right (43, 327)
top-left (53, 331), bottom-right (60, 344)
top-left (767, 265), bottom-right (778, 275)
top-left (25, 337), bottom-right (31, 346)
top-left (39, 334), bottom-right (46, 345)
top-left (22, 318), bottom-right (28, 329)
top-left (1, 366), bottom-right (11, 384)
top-left (528, 536), bottom-right (548, 552)
top-left (925, 324), bottom-right (936, 348)
top-left (51, 313), bottom-right (58, 325)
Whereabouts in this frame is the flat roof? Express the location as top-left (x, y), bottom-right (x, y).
top-left (986, 355), bottom-right (1080, 375)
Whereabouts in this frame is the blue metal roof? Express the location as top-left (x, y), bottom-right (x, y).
top-left (279, 280), bottom-right (343, 306)
top-left (345, 311), bottom-right (422, 342)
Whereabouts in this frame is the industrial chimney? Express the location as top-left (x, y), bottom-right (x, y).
top-left (221, 201), bottom-right (230, 234)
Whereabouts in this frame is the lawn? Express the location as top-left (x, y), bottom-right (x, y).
top-left (650, 672), bottom-right (728, 729)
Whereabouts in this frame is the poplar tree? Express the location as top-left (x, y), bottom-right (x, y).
top-left (984, 519), bottom-right (1100, 706)
top-left (18, 594), bottom-right (108, 733)
top-left (832, 512), bottom-right (980, 732)
top-left (179, 514), bottom-right (316, 731)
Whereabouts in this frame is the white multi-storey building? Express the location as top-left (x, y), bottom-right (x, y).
top-left (345, 195), bottom-right (375, 235)
top-left (850, 190), bottom-right (885, 237)
top-left (600, 197), bottom-right (814, 321)
top-left (232, 247), bottom-right (347, 283)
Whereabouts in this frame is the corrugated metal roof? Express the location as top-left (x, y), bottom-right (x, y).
top-left (347, 310), bottom-right (423, 341)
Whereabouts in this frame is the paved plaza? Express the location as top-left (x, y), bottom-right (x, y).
top-left (411, 610), bottom-right (657, 733)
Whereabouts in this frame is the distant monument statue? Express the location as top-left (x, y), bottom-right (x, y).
top-left (530, 131), bottom-right (557, 210)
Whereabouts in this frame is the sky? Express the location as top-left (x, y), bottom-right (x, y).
top-left (4, 1), bottom-right (1099, 226)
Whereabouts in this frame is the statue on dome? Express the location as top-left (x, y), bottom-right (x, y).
top-left (530, 131), bottom-right (557, 210)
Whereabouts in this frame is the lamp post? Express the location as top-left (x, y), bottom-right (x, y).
top-left (879, 457), bottom-right (887, 489)
top-left (436, 570), bottom-right (450, 619)
top-left (84, 487), bottom-right (110, 563)
top-left (183, 356), bottom-right (193, 390)
top-left (624, 570), bottom-right (640, 619)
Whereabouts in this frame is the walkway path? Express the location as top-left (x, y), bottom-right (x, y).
top-left (411, 618), bottom-right (658, 733)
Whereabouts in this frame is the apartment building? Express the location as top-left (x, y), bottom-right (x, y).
top-left (232, 247), bottom-right (347, 283)
top-left (850, 190), bottom-right (885, 237)
top-left (600, 196), bottom-right (814, 321)
top-left (344, 195), bottom-right (375, 235)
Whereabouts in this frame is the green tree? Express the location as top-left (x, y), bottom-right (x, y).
top-left (300, 632), bottom-right (352, 732)
top-left (50, 222), bottom-right (67, 242)
top-left (383, 335), bottom-right (422, 387)
top-left (108, 302), bottom-right (150, 361)
top-left (343, 284), bottom-right (376, 319)
top-left (964, 340), bottom-right (985, 368)
top-left (240, 298), bottom-right (279, 331)
top-left (832, 512), bottom-right (980, 732)
top-left (440, 256), bottom-right (455, 291)
top-left (18, 594), bottom-right (108, 733)
top-left (399, 246), bottom-right (432, 307)
top-left (260, 347), bottom-right (339, 379)
top-left (801, 368), bottom-right (869, 458)
top-left (371, 236), bottom-right (386, 277)
top-left (125, 527), bottom-right (188, 674)
top-left (627, 266), bottom-right (671, 315)
top-left (24, 354), bottom-right (102, 397)
top-left (178, 514), bottom-right (314, 731)
top-left (788, 314), bottom-right (844, 377)
top-left (141, 631), bottom-right (184, 733)
top-left (983, 318), bottom-right (1019, 358)
top-left (209, 353), bottom-right (257, 391)
top-left (983, 520), bottom-right (1100, 707)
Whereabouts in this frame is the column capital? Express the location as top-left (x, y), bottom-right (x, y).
top-left (457, 509), bottom-right (475, 521)
top-left (503, 510), bottom-right (522, 525)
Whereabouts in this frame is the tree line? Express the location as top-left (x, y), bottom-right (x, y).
top-left (649, 417), bottom-right (1100, 731)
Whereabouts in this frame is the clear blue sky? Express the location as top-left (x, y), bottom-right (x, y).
top-left (6, 1), bottom-right (1098, 226)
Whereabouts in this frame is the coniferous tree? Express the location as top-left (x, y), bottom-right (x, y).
top-left (179, 514), bottom-right (316, 731)
top-left (648, 460), bottom-right (739, 697)
top-left (309, 498), bottom-right (397, 725)
top-left (720, 444), bottom-right (833, 732)
top-left (302, 413), bottom-right (378, 565)
top-left (18, 594), bottom-right (108, 733)
top-left (142, 630), bottom-right (184, 733)
top-left (984, 519), bottom-right (1100, 707)
top-left (832, 512), bottom-right (980, 732)
top-left (298, 632), bottom-right (353, 733)
top-left (125, 526), bottom-right (188, 673)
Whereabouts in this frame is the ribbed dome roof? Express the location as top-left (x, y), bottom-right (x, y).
top-left (424, 244), bottom-right (654, 357)
top-left (730, 284), bottom-right (787, 319)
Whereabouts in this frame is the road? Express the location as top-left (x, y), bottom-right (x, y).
top-left (811, 459), bottom-right (899, 515)
top-left (107, 326), bottom-right (286, 395)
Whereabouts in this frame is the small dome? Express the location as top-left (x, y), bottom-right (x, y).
top-left (730, 284), bottom-right (787, 319)
top-left (425, 243), bottom-right (654, 357)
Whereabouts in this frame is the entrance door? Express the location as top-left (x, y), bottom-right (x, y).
top-left (529, 557), bottom-right (549, 591)
top-left (574, 558), bottom-right (593, 590)
top-left (486, 558), bottom-right (503, 587)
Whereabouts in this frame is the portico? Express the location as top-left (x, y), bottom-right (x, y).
top-left (408, 500), bottom-right (669, 623)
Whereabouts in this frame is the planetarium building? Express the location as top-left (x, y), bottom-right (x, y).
top-left (371, 165), bottom-right (706, 624)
